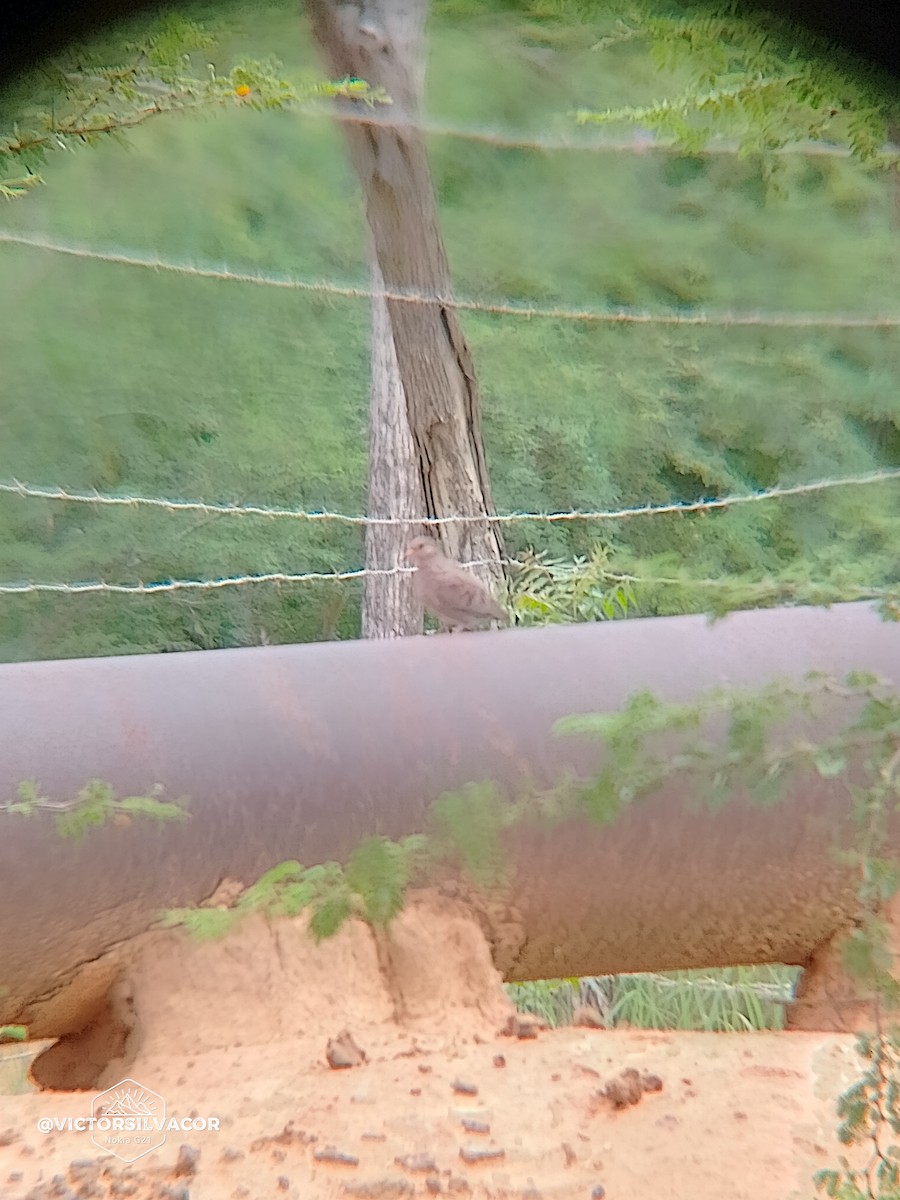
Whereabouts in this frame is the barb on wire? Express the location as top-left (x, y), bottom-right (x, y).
top-left (1, 467), bottom-right (899, 528)
top-left (3, 231), bottom-right (900, 330)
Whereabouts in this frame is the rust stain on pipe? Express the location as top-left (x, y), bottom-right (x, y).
top-left (0, 602), bottom-right (898, 1025)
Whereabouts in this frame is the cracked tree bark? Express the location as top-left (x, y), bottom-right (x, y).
top-left (362, 251), bottom-right (423, 637)
top-left (305, 0), bottom-right (505, 624)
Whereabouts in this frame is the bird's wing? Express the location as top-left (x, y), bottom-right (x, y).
top-left (432, 567), bottom-right (507, 623)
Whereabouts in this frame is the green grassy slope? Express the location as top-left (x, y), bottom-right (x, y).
top-left (0, 1), bottom-right (898, 660)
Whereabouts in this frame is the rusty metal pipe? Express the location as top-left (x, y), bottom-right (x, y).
top-left (1, 602), bottom-right (898, 1026)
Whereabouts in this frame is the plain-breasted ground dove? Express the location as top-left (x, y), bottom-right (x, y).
top-left (405, 536), bottom-right (507, 632)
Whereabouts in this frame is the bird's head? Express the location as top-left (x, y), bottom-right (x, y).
top-left (405, 536), bottom-right (440, 565)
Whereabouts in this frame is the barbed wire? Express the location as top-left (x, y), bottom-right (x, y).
top-left (4, 231), bottom-right (900, 329)
top-left (593, 567), bottom-right (896, 597)
top-left (1, 466), bottom-right (898, 528)
top-left (314, 105), bottom-right (865, 159)
top-left (0, 561), bottom-right (895, 601)
top-left (0, 567), bottom-right (398, 596)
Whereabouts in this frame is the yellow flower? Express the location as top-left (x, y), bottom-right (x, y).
top-left (235, 84), bottom-right (251, 98)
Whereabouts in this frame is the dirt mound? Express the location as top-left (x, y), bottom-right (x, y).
top-left (0, 892), bottom-right (870, 1199)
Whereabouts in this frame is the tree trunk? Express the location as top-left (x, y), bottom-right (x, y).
top-left (304, 0), bottom-right (505, 590)
top-left (361, 250), bottom-right (424, 637)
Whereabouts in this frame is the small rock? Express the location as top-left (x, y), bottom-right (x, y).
top-left (461, 1119), bottom-right (490, 1135)
top-left (499, 1014), bottom-right (544, 1039)
top-left (313, 1146), bottom-right (359, 1167)
top-left (343, 1183), bottom-right (414, 1198)
top-left (425, 1179), bottom-right (442, 1195)
top-left (602, 1071), bottom-right (642, 1109)
top-left (173, 1145), bottom-right (200, 1178)
top-left (327, 1030), bottom-right (367, 1070)
top-left (276, 1178), bottom-right (290, 1192)
top-left (591, 1187), bottom-right (606, 1199)
top-left (458, 1146), bottom-right (505, 1164)
top-left (492, 1055), bottom-right (506, 1068)
top-left (450, 1106), bottom-right (489, 1123)
top-left (66, 1161), bottom-right (98, 1180)
top-left (562, 1143), bottom-right (577, 1167)
top-left (220, 1147), bottom-right (245, 1162)
top-left (396, 1153), bottom-right (438, 1173)
top-left (451, 1079), bottom-right (478, 1096)
top-left (572, 1005), bottom-right (605, 1029)
top-left (640, 1072), bottom-right (663, 1094)
top-left (266, 1122), bottom-right (315, 1148)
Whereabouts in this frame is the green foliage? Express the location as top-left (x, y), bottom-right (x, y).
top-left (236, 858), bottom-right (313, 917)
top-left (506, 977), bottom-right (584, 1028)
top-left (1, 777), bottom-right (188, 840)
top-left (604, 966), bottom-right (798, 1032)
top-left (572, 1), bottom-right (898, 180)
top-left (0, 1024), bottom-right (27, 1042)
top-left (157, 904), bottom-right (238, 940)
top-left (507, 545), bottom-right (635, 624)
top-left (555, 671), bottom-right (900, 827)
top-left (428, 781), bottom-right (511, 888)
top-left (160, 833), bottom-right (428, 944)
top-left (508, 964), bottom-right (799, 1030)
top-left (586, 556), bottom-right (900, 625)
top-left (0, 9), bottom-right (387, 198)
top-left (815, 1024), bottom-right (900, 1199)
top-left (346, 834), bottom-right (428, 928)
top-left (1, 2), bottom-right (899, 658)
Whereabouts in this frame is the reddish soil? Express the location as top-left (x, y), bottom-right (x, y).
top-left (0, 894), bottom-right (872, 1200)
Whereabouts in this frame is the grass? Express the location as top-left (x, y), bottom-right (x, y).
top-left (0, 0), bottom-right (898, 662)
top-left (0, 1042), bottom-right (45, 1095)
top-left (508, 964), bottom-right (802, 1031)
